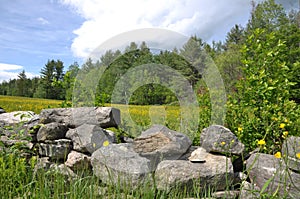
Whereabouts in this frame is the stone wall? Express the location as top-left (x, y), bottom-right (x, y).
top-left (0, 107), bottom-right (299, 198)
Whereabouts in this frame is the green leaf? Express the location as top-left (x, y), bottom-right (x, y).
top-left (260, 175), bottom-right (275, 194)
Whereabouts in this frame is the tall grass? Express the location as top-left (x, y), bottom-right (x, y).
top-left (0, 95), bottom-right (62, 114)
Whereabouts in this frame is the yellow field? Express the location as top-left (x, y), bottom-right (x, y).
top-left (0, 95), bottom-right (202, 140)
top-left (0, 95), bottom-right (62, 114)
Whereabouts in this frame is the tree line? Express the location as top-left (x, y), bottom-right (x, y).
top-left (0, 0), bottom-right (299, 106)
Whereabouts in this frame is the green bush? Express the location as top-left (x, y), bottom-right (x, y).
top-left (226, 28), bottom-right (300, 154)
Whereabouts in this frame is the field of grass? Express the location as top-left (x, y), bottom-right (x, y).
top-left (0, 95), bottom-right (63, 113)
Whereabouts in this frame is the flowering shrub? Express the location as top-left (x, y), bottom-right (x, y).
top-left (226, 29), bottom-right (300, 153)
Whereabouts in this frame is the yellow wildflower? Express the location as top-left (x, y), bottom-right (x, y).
top-left (279, 123), bottom-right (286, 129)
top-left (284, 118), bottom-right (288, 123)
top-left (221, 141), bottom-right (226, 146)
top-left (272, 117), bottom-right (278, 121)
top-left (103, 140), bottom-right (110, 147)
top-left (93, 143), bottom-right (96, 148)
top-left (274, 152), bottom-right (282, 158)
top-left (238, 127), bottom-right (243, 132)
top-left (282, 131), bottom-right (288, 139)
top-left (257, 139), bottom-right (266, 146)
top-left (296, 153), bottom-right (300, 159)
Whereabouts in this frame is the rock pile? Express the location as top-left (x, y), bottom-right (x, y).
top-left (0, 107), bottom-right (299, 198)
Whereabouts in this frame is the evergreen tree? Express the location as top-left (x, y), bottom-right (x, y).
top-left (179, 36), bottom-right (204, 84)
top-left (35, 59), bottom-right (65, 99)
top-left (16, 70), bottom-right (28, 96)
top-left (246, 0), bottom-right (288, 34)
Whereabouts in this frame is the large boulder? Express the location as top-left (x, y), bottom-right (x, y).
top-left (246, 153), bottom-right (300, 198)
top-left (39, 107), bottom-right (120, 128)
top-left (155, 150), bottom-right (234, 192)
top-left (38, 139), bottom-right (72, 160)
top-left (37, 122), bottom-right (68, 142)
top-left (66, 124), bottom-right (112, 154)
top-left (133, 125), bottom-right (192, 168)
top-left (91, 143), bottom-right (153, 189)
top-left (200, 125), bottom-right (244, 155)
top-left (0, 111), bottom-right (36, 125)
top-left (281, 136), bottom-right (300, 172)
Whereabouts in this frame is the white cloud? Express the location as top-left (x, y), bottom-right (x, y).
top-left (61, 0), bottom-right (253, 59)
top-left (0, 71), bottom-right (20, 82)
top-left (37, 17), bottom-right (50, 25)
top-left (0, 63), bottom-right (38, 82)
top-left (0, 63), bottom-right (23, 71)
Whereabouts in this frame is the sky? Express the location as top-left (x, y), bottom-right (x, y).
top-left (0, 0), bottom-right (298, 82)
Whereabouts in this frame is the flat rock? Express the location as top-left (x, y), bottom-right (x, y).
top-left (281, 136), bottom-right (300, 172)
top-left (0, 111), bottom-right (36, 125)
top-left (155, 153), bottom-right (234, 192)
top-left (37, 122), bottom-right (68, 141)
top-left (200, 125), bottom-right (244, 155)
top-left (38, 139), bottom-right (72, 160)
top-left (188, 147), bottom-right (208, 163)
top-left (91, 143), bottom-right (153, 189)
top-left (133, 125), bottom-right (192, 168)
top-left (66, 124), bottom-right (112, 154)
top-left (39, 107), bottom-right (120, 128)
top-left (246, 153), bottom-right (300, 198)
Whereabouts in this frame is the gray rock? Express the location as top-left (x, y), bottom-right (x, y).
top-left (37, 122), bottom-right (68, 141)
top-left (66, 124), bottom-right (112, 154)
top-left (103, 129), bottom-right (117, 143)
top-left (178, 146), bottom-right (198, 160)
top-left (24, 115), bottom-right (40, 141)
top-left (91, 143), bottom-right (153, 189)
top-left (38, 139), bottom-right (72, 160)
top-left (122, 136), bottom-right (134, 143)
top-left (65, 150), bottom-right (91, 172)
top-left (246, 153), bottom-right (300, 198)
top-left (233, 172), bottom-right (247, 185)
top-left (155, 153), bottom-right (234, 192)
top-left (0, 135), bottom-right (33, 149)
top-left (200, 125), bottom-right (244, 155)
top-left (133, 125), bottom-right (192, 168)
top-left (39, 107), bottom-right (120, 128)
top-left (282, 136), bottom-right (300, 172)
top-left (188, 147), bottom-right (208, 163)
top-left (49, 164), bottom-right (78, 181)
top-left (35, 160), bottom-right (77, 181)
top-left (0, 111), bottom-right (36, 125)
top-left (211, 190), bottom-right (239, 199)
top-left (0, 107), bottom-right (6, 114)
top-left (34, 157), bottom-right (52, 172)
top-left (239, 181), bottom-right (261, 199)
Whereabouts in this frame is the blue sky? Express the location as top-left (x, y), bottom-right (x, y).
top-left (0, 0), bottom-right (84, 81)
top-left (0, 0), bottom-right (297, 82)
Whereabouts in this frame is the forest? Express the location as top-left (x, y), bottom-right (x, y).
top-left (0, 0), bottom-right (299, 105)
